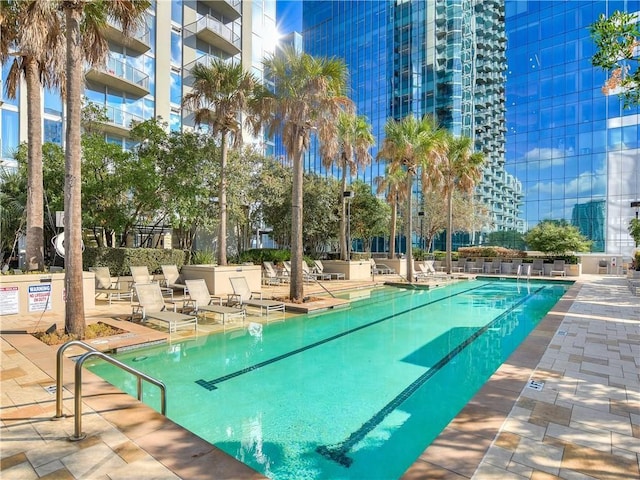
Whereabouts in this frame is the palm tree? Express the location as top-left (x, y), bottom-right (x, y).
top-left (323, 111), bottom-right (374, 260)
top-left (1, 1), bottom-right (64, 271)
top-left (256, 46), bottom-right (352, 301)
top-left (433, 133), bottom-right (485, 274)
top-left (375, 165), bottom-right (407, 261)
top-left (60, 0), bottom-right (149, 337)
top-left (378, 115), bottom-right (445, 283)
top-left (183, 60), bottom-right (260, 266)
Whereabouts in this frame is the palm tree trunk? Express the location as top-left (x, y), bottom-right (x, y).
top-left (63, 3), bottom-right (85, 338)
top-left (289, 134), bottom-right (305, 302)
top-left (446, 190), bottom-right (453, 274)
top-left (25, 57), bottom-right (44, 271)
top-left (218, 133), bottom-right (228, 265)
top-left (406, 174), bottom-right (414, 283)
top-left (339, 165), bottom-right (348, 261)
top-left (389, 197), bottom-right (397, 259)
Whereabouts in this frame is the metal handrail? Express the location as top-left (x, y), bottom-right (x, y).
top-left (53, 340), bottom-right (98, 419)
top-left (69, 350), bottom-right (166, 441)
top-left (52, 340), bottom-right (166, 441)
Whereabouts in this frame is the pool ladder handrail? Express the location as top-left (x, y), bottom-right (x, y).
top-left (52, 340), bottom-right (166, 441)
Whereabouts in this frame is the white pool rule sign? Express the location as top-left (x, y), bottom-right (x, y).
top-left (0, 286), bottom-right (19, 315)
top-left (28, 284), bottom-right (52, 312)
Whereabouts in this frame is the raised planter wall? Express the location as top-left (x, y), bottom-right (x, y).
top-left (180, 264), bottom-right (261, 296)
top-left (0, 272), bottom-right (96, 317)
top-left (322, 260), bottom-right (372, 280)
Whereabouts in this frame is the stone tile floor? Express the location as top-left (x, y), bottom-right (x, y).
top-left (1, 274), bottom-right (638, 479)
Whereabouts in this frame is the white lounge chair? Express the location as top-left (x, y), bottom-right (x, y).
top-left (531, 259), bottom-right (544, 276)
top-left (90, 266), bottom-right (131, 304)
top-left (131, 265), bottom-right (173, 300)
top-left (228, 276), bottom-right (285, 316)
top-left (314, 260), bottom-right (345, 280)
top-left (371, 259), bottom-right (395, 275)
top-left (132, 283), bottom-right (197, 333)
top-left (262, 261), bottom-right (286, 285)
top-left (550, 260), bottom-right (566, 276)
top-left (161, 264), bottom-right (188, 295)
top-left (184, 279), bottom-right (245, 324)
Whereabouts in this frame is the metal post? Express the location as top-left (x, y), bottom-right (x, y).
top-left (344, 191), bottom-right (355, 259)
top-left (418, 211), bottom-right (425, 252)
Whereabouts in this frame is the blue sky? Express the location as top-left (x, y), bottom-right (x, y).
top-left (276, 0), bottom-right (302, 34)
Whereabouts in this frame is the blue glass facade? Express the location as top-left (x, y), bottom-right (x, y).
top-left (505, 0), bottom-right (640, 255)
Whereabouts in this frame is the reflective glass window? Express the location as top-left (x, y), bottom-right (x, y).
top-left (1, 110), bottom-right (19, 158)
top-left (44, 119), bottom-right (62, 145)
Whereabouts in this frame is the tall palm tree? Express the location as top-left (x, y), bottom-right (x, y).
top-left (375, 165), bottom-right (407, 261)
top-left (1, 1), bottom-right (64, 271)
top-left (324, 111), bottom-right (374, 260)
top-left (378, 115), bottom-right (445, 283)
top-left (60, 0), bottom-right (149, 337)
top-left (183, 60), bottom-right (260, 266)
top-left (256, 46), bottom-right (352, 301)
top-left (432, 133), bottom-right (485, 274)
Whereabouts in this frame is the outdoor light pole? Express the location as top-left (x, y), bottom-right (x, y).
top-left (344, 190), bottom-right (355, 260)
top-left (632, 201), bottom-right (640, 220)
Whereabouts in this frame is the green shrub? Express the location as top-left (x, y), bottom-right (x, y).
top-left (83, 247), bottom-right (187, 275)
top-left (237, 249), bottom-right (291, 265)
top-left (458, 246), bottom-right (525, 258)
top-left (191, 250), bottom-right (215, 265)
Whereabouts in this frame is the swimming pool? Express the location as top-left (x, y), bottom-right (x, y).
top-left (88, 278), bottom-right (570, 479)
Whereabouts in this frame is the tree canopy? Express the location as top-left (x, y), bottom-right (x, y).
top-left (525, 220), bottom-right (592, 255)
top-left (591, 10), bottom-right (640, 108)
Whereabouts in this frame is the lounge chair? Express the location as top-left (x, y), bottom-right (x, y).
top-left (262, 261), bottom-right (285, 285)
top-left (489, 259), bottom-right (501, 274)
top-left (314, 260), bottom-right (345, 280)
top-left (161, 265), bottom-right (188, 295)
top-left (228, 276), bottom-right (285, 316)
top-left (415, 261), bottom-right (448, 280)
top-left (303, 262), bottom-right (331, 281)
top-left (184, 279), bottom-right (245, 324)
top-left (131, 265), bottom-right (173, 299)
top-left (531, 259), bottom-right (544, 276)
top-left (371, 259), bottom-right (395, 275)
top-left (90, 266), bottom-right (131, 304)
top-left (283, 261), bottom-right (315, 283)
top-left (550, 260), bottom-right (566, 276)
top-left (132, 283), bottom-right (198, 333)
top-left (469, 258), bottom-right (484, 273)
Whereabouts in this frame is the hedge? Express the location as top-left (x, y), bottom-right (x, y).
top-left (83, 247), bottom-right (188, 276)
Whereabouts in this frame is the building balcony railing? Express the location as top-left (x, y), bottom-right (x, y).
top-left (188, 15), bottom-right (241, 56)
top-left (104, 20), bottom-right (151, 54)
top-left (199, 0), bottom-right (242, 21)
top-left (91, 105), bottom-right (144, 136)
top-left (85, 56), bottom-right (150, 98)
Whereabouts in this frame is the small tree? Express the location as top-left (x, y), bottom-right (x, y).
top-left (590, 10), bottom-right (640, 108)
top-left (525, 220), bottom-right (591, 256)
top-left (629, 217), bottom-right (640, 247)
top-left (350, 180), bottom-right (390, 254)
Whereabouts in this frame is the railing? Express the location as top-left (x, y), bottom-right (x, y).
top-left (103, 56), bottom-right (149, 90)
top-left (52, 340), bottom-right (166, 441)
top-left (194, 14), bottom-right (241, 49)
top-left (103, 105), bottom-right (144, 129)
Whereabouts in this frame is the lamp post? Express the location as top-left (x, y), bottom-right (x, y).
top-left (632, 201), bottom-right (640, 220)
top-left (344, 190), bottom-right (355, 260)
top-left (418, 211), bottom-right (425, 252)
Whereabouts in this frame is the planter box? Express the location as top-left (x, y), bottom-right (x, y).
top-left (0, 272), bottom-right (95, 317)
top-left (180, 264), bottom-right (261, 296)
top-left (322, 260), bottom-right (372, 280)
top-left (566, 263), bottom-right (581, 277)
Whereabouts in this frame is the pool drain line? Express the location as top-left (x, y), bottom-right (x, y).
top-left (316, 285), bottom-right (546, 468)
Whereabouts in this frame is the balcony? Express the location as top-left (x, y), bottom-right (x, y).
top-left (86, 56), bottom-right (150, 97)
top-left (199, 0), bottom-right (241, 21)
top-left (104, 21), bottom-right (151, 54)
top-left (189, 15), bottom-right (241, 56)
top-left (91, 105), bottom-right (144, 137)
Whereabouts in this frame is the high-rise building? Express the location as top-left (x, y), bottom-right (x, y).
top-left (301, 0), bottom-right (524, 248)
top-left (505, 0), bottom-right (639, 256)
top-left (0, 1), bottom-right (277, 165)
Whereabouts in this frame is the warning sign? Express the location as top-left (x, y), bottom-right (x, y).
top-left (0, 286), bottom-right (20, 315)
top-left (28, 284), bottom-right (52, 312)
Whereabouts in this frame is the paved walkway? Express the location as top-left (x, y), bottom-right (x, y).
top-left (1, 275), bottom-right (638, 479)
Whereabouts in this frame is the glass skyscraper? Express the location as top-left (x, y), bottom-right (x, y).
top-left (505, 0), bottom-right (639, 256)
top-left (302, 0), bottom-right (524, 247)
top-left (299, 0), bottom-right (639, 255)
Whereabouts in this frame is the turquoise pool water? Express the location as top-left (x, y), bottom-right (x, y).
top-left (88, 279), bottom-right (570, 479)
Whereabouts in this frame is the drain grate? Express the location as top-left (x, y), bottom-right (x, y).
top-left (44, 385), bottom-right (56, 394)
top-left (556, 330), bottom-right (567, 336)
top-left (527, 379), bottom-right (544, 391)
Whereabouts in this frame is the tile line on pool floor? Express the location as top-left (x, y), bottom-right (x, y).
top-left (315, 285), bottom-right (547, 468)
top-left (195, 283), bottom-right (493, 391)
